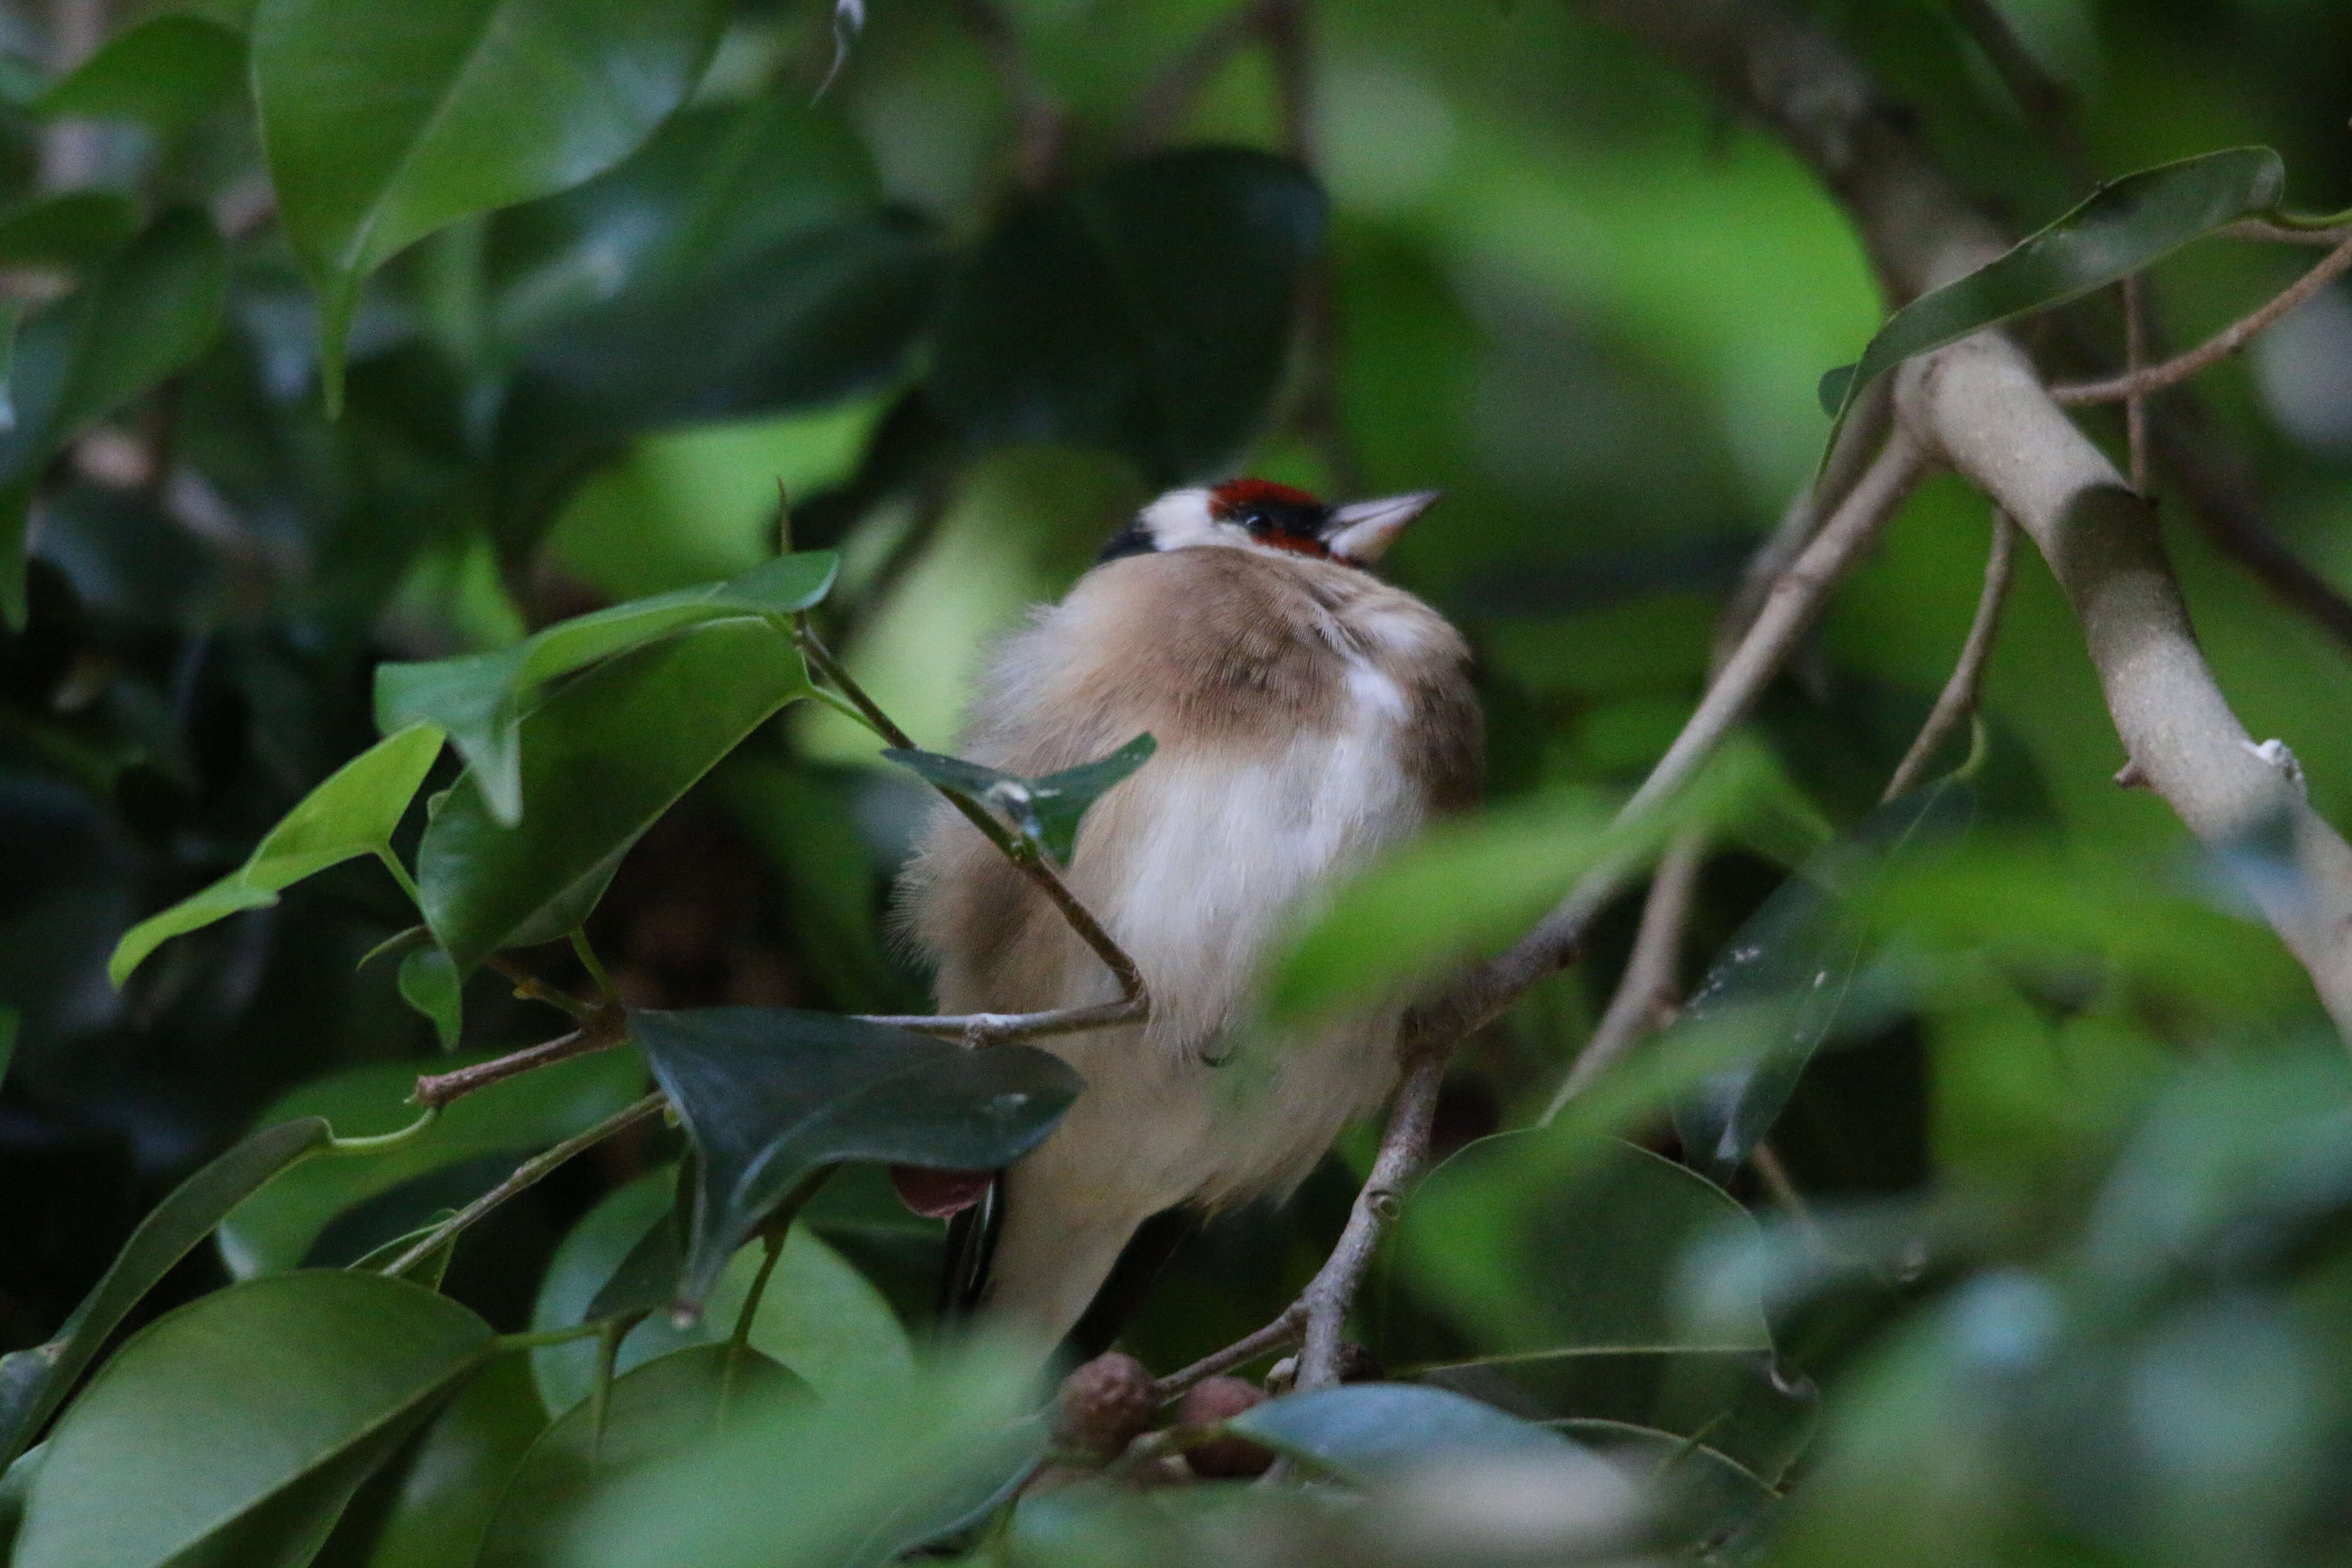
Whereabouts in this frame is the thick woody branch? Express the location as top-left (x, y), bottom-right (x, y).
top-left (1585, 0), bottom-right (2352, 1037)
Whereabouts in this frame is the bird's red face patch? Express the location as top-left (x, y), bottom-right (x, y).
top-left (1209, 478), bottom-right (1330, 556)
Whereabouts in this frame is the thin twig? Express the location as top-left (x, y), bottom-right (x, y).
top-left (1400, 432), bottom-right (1931, 1057)
top-left (2221, 218), bottom-right (2352, 247)
top-left (1943, 0), bottom-right (2093, 187)
top-left (411, 1018), bottom-right (625, 1109)
top-left (2053, 236), bottom-right (2352, 408)
top-left (2122, 273), bottom-right (2151, 493)
top-left (1546, 839), bottom-right (1700, 1116)
top-left (1127, 0), bottom-right (1285, 152)
top-left (796, 621), bottom-right (1148, 1009)
top-left (1296, 1049), bottom-right (1449, 1390)
top-left (1152, 1304), bottom-right (1307, 1402)
top-left (1750, 1140), bottom-right (1825, 1247)
top-left (1883, 511), bottom-right (2017, 802)
top-left (383, 1092), bottom-right (668, 1277)
top-left (855, 996), bottom-right (1145, 1044)
top-left (487, 954), bottom-right (597, 1023)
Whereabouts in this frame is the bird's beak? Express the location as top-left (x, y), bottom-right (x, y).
top-left (1322, 490), bottom-right (1442, 564)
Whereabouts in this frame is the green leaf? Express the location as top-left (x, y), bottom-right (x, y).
top-left (396, 946), bottom-right (464, 1053)
top-left (0, 191), bottom-right (138, 270)
top-left (717, 761), bottom-right (905, 1014)
top-left (36, 15), bottom-right (243, 132)
top-left (1557, 1419), bottom-right (1778, 1554)
top-left (1672, 774), bottom-right (1974, 1183)
top-left (325, 1351), bottom-right (547, 1568)
top-left (530, 1166), bottom-right (914, 1415)
top-left (477, 1344), bottom-right (808, 1568)
top-left (1227, 1384), bottom-right (1605, 1485)
top-left (1387, 1133), bottom-right (1769, 1365)
top-left (631, 1007), bottom-right (1083, 1312)
top-left (15, 1272), bottom-right (493, 1568)
top-left (1820, 148), bottom-right (2286, 435)
top-left (1, 206), bottom-right (227, 627)
top-left (931, 147), bottom-right (1325, 484)
top-left (0, 1118), bottom-right (334, 1470)
top-left (376, 551), bottom-right (835, 827)
top-left (0, 1443), bottom-right (39, 1560)
top-left (109, 723), bottom-right (444, 986)
top-left (217, 1048), bottom-right (646, 1277)
top-left (1265, 738), bottom-right (1816, 1026)
top-left (251, 0), bottom-right (728, 408)
top-left (882, 732), bottom-right (1155, 864)
top-left (416, 616), bottom-right (816, 972)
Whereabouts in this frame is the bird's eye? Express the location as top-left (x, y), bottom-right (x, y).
top-left (1241, 509), bottom-right (1270, 533)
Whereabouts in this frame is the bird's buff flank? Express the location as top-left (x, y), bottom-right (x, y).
top-left (898, 479), bottom-right (1482, 1350)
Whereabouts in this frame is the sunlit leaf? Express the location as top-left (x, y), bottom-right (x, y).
top-left (882, 732), bottom-right (1155, 864)
top-left (15, 1272), bottom-right (492, 1568)
top-left (0, 1118), bottom-right (334, 1471)
top-left (416, 616), bottom-right (817, 974)
top-left (109, 723), bottom-right (445, 986)
top-left (35, 15), bottom-right (243, 132)
top-left (477, 1344), bottom-right (807, 1568)
top-left (1672, 773), bottom-right (1974, 1183)
top-left (252, 0), bottom-right (728, 407)
top-left (631, 1008), bottom-right (1082, 1311)
top-left (217, 1048), bottom-right (646, 1277)
top-left (376, 551), bottom-right (834, 826)
top-left (1820, 148), bottom-right (2286, 433)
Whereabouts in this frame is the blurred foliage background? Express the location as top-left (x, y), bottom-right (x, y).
top-left (6, 0), bottom-right (2352, 1562)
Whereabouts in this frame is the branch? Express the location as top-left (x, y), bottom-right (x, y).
top-left (1152, 1304), bottom-right (1306, 1402)
top-left (1544, 837), bottom-right (1700, 1115)
top-left (1296, 1049), bottom-right (1447, 1390)
top-left (795, 621), bottom-right (1149, 1009)
top-left (1881, 509), bottom-right (2016, 802)
top-left (1401, 430), bottom-right (1929, 1055)
top-left (854, 997), bottom-right (1146, 1044)
top-left (1585, 0), bottom-right (2352, 1039)
top-left (411, 1015), bottom-right (626, 1110)
top-left (2052, 236), bottom-right (2352, 409)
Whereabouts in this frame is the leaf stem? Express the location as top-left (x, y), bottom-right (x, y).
top-left (374, 847), bottom-right (424, 910)
top-left (326, 1104), bottom-right (441, 1156)
top-left (1882, 510), bottom-right (2017, 803)
top-left (570, 929), bottom-right (621, 1008)
top-left (795, 620), bottom-right (1149, 1011)
top-left (492, 1321), bottom-right (611, 1352)
top-left (383, 1092), bottom-right (667, 1277)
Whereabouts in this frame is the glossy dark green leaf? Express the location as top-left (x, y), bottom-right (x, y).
top-left (0, 1117), bottom-right (333, 1470)
top-left (0, 206), bottom-right (227, 626)
top-left (1227, 1384), bottom-right (1599, 1484)
top-left (218, 1048), bottom-right (646, 1277)
top-left (882, 733), bottom-right (1155, 865)
top-left (1820, 148), bottom-right (2285, 432)
top-left (632, 1007), bottom-right (1082, 1311)
top-left (1388, 1132), bottom-right (1767, 1366)
top-left (1672, 774), bottom-right (1973, 1184)
top-left (252, 0), bottom-right (728, 406)
top-left (0, 300), bottom-right (23, 432)
top-left (477, 1344), bottom-right (807, 1568)
top-left (0, 1442), bottom-right (38, 1559)
top-left (0, 191), bottom-right (137, 270)
top-left (110, 723), bottom-right (444, 986)
top-left (1556, 1418), bottom-right (1777, 1554)
top-left (327, 1351), bottom-right (547, 1568)
top-left (930, 147), bottom-right (1325, 484)
top-left (376, 551), bottom-right (834, 826)
top-left (36, 15), bottom-right (243, 132)
top-left (397, 945), bottom-right (464, 1052)
top-left (416, 617), bottom-right (815, 972)
top-left (15, 1271), bottom-right (492, 1568)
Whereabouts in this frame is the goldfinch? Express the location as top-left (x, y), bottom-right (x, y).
top-left (900, 479), bottom-right (1482, 1347)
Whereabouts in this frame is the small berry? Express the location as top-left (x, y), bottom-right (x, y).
top-left (1052, 1352), bottom-right (1158, 1460)
top-left (1178, 1376), bottom-right (1274, 1479)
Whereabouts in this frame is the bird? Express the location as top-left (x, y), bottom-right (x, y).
top-left (897, 478), bottom-right (1482, 1351)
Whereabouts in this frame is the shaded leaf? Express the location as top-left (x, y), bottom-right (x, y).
top-left (1557, 1418), bottom-right (1778, 1555)
top-left (478, 1344), bottom-right (807, 1568)
top-left (36, 15), bottom-right (243, 132)
top-left (397, 945), bottom-right (464, 1052)
top-left (416, 617), bottom-right (817, 973)
top-left (1227, 1384), bottom-right (1599, 1484)
top-left (931, 147), bottom-right (1324, 484)
top-left (1, 207), bottom-right (228, 626)
top-left (252, 0), bottom-right (729, 404)
top-left (325, 1351), bottom-right (547, 1568)
top-left (882, 732), bottom-right (1155, 864)
top-left (109, 723), bottom-right (445, 986)
top-left (0, 191), bottom-right (137, 270)
top-left (0, 1118), bottom-right (334, 1470)
top-left (1387, 1133), bottom-right (1769, 1366)
top-left (1673, 775), bottom-right (1973, 1184)
top-left (15, 1272), bottom-right (492, 1568)
top-left (1821, 148), bottom-right (2286, 432)
top-left (376, 551), bottom-right (835, 826)
top-left (632, 1008), bottom-right (1082, 1311)
top-left (218, 1048), bottom-right (646, 1277)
